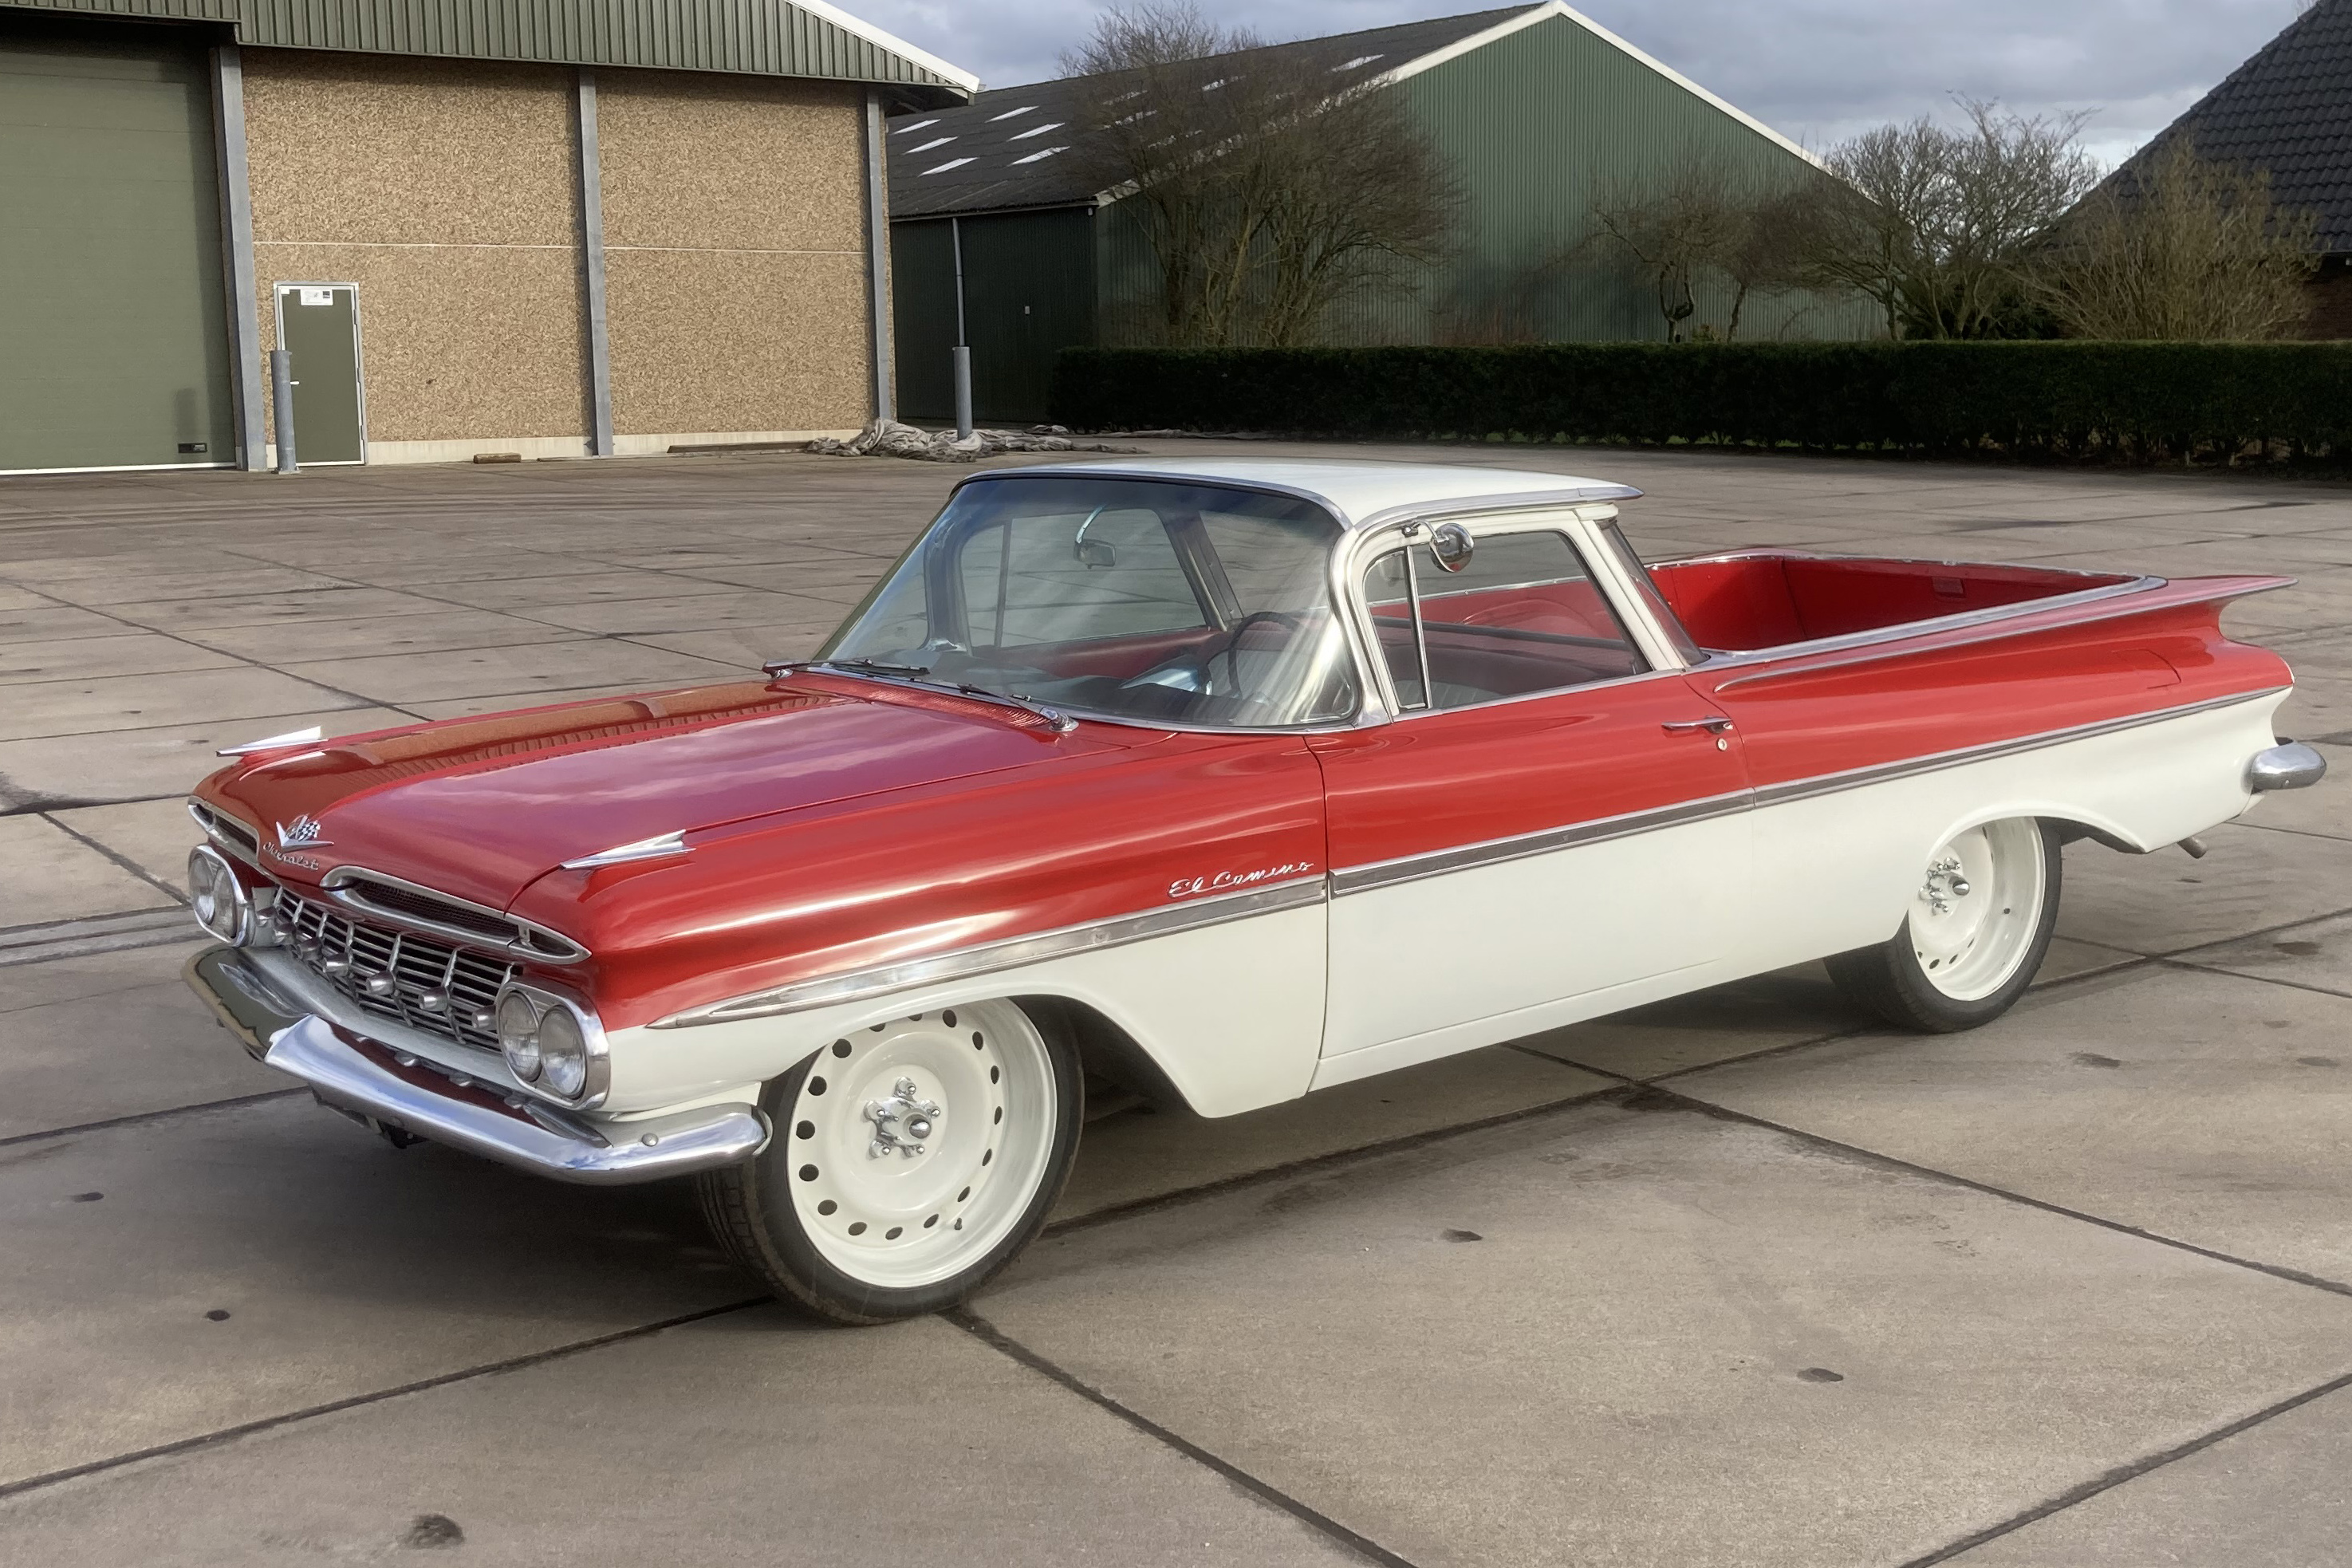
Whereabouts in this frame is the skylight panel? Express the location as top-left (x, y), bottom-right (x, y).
top-left (1333, 53), bottom-right (1384, 70)
top-left (908, 136), bottom-right (954, 153)
top-left (922, 157), bottom-right (976, 175)
top-left (1008, 122), bottom-right (1065, 140)
top-left (892, 117), bottom-right (940, 134)
top-left (1011, 147), bottom-right (1069, 165)
top-left (988, 104), bottom-right (1038, 121)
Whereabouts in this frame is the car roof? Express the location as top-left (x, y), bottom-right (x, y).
top-left (966, 458), bottom-right (1641, 529)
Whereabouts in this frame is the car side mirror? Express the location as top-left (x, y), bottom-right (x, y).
top-left (1074, 510), bottom-right (1117, 569)
top-left (1429, 522), bottom-right (1474, 573)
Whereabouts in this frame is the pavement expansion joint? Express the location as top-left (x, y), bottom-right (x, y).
top-left (1897, 1369), bottom-right (2352, 1567)
top-left (0, 1298), bottom-right (768, 1503)
top-left (947, 1307), bottom-right (1422, 1568)
top-left (0, 1088), bottom-right (309, 1152)
top-left (1044, 1078), bottom-right (1621, 1240)
top-left (0, 906), bottom-right (191, 968)
top-left (1639, 1083), bottom-right (2352, 1299)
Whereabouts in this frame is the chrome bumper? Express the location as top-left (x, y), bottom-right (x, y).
top-left (2251, 741), bottom-right (2328, 792)
top-left (184, 945), bottom-right (767, 1185)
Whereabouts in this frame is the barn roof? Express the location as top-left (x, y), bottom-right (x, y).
top-left (2113, 0), bottom-right (2352, 254)
top-left (886, 6), bottom-right (1532, 220)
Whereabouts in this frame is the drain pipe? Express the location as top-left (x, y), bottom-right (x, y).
top-left (269, 349), bottom-right (298, 474)
top-left (951, 216), bottom-right (973, 439)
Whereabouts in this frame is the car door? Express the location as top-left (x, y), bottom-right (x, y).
top-left (1312, 514), bottom-right (1753, 1079)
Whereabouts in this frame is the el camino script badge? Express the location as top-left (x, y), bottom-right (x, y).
top-left (1168, 861), bottom-right (1314, 900)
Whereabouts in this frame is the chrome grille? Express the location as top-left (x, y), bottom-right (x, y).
top-left (276, 890), bottom-right (513, 1054)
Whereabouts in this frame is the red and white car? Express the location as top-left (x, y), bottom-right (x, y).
top-left (185, 459), bottom-right (2325, 1322)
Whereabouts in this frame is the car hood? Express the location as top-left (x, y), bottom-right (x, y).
top-left (203, 679), bottom-right (1147, 911)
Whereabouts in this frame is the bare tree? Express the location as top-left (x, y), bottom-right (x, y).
top-left (2034, 138), bottom-right (2319, 340)
top-left (1795, 100), bottom-right (2101, 338)
top-left (1063, 2), bottom-right (1453, 348)
top-left (1588, 159), bottom-right (1814, 341)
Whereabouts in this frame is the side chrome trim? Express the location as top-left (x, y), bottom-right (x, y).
top-left (1700, 575), bottom-right (2166, 672)
top-left (652, 876), bottom-right (1328, 1030)
top-left (1330, 687), bottom-right (2287, 897)
top-left (1331, 790), bottom-right (1751, 896)
top-left (1745, 687), bottom-right (2287, 811)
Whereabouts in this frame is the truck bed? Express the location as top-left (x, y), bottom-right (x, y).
top-left (1647, 552), bottom-right (2141, 653)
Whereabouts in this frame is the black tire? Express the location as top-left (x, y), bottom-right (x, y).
top-left (1826, 818), bottom-right (2062, 1033)
top-left (695, 999), bottom-right (1083, 1326)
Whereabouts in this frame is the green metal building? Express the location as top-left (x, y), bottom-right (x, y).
top-left (887, 2), bottom-right (1876, 425)
top-left (1, 0), bottom-right (970, 473)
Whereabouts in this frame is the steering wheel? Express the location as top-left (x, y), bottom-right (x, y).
top-left (1200, 610), bottom-right (1308, 702)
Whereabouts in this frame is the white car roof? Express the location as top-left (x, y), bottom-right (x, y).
top-left (979, 457), bottom-right (1641, 529)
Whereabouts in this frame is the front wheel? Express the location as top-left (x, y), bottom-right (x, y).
top-left (696, 999), bottom-right (1082, 1324)
top-left (1826, 817), bottom-right (2062, 1033)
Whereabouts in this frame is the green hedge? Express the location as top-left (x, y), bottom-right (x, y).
top-left (1050, 342), bottom-right (2352, 460)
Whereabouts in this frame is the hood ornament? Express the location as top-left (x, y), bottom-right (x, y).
top-left (561, 829), bottom-right (691, 870)
top-left (274, 814), bottom-right (333, 851)
top-left (218, 725), bottom-right (324, 758)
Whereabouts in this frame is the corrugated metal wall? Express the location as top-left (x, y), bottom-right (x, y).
top-left (894, 207), bottom-right (1096, 424)
top-left (0, 0), bottom-right (965, 88)
top-left (1097, 12), bottom-right (1878, 347)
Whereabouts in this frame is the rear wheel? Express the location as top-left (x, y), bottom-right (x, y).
top-left (696, 999), bottom-right (1081, 1325)
top-left (1826, 817), bottom-right (2061, 1032)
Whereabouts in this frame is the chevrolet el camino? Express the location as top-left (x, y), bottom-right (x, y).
top-left (183, 460), bottom-right (2326, 1322)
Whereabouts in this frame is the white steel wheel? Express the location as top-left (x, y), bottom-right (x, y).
top-left (792, 1002), bottom-right (1055, 1289)
top-left (696, 998), bottom-right (1081, 1324)
top-left (1826, 817), bottom-right (2062, 1034)
top-left (1909, 820), bottom-right (2047, 1000)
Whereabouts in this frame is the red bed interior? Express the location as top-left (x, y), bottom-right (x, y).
top-left (1646, 554), bottom-right (2138, 652)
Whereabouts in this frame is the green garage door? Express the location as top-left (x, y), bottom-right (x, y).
top-left (0, 30), bottom-right (234, 472)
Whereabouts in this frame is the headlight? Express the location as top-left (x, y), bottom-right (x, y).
top-left (496, 991), bottom-right (542, 1081)
top-left (187, 846), bottom-right (250, 944)
top-left (535, 1006), bottom-right (588, 1099)
top-left (492, 984), bottom-right (605, 1105)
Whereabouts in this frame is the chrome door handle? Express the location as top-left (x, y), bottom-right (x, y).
top-left (1661, 715), bottom-right (1735, 735)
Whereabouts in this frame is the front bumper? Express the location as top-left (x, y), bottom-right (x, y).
top-left (185, 945), bottom-right (767, 1185)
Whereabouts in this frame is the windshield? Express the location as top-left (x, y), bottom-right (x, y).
top-left (819, 476), bottom-right (1357, 729)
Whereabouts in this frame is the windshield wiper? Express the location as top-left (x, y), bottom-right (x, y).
top-left (765, 659), bottom-right (1078, 735)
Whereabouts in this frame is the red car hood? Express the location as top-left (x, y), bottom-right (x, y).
top-left (203, 679), bottom-right (1145, 910)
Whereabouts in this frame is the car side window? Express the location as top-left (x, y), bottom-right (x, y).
top-left (959, 508), bottom-right (1207, 648)
top-left (1363, 530), bottom-right (1648, 711)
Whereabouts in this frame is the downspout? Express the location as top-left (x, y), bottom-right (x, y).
top-left (862, 89), bottom-right (895, 424)
top-left (950, 215), bottom-right (972, 438)
top-left (210, 44), bottom-right (265, 471)
top-left (576, 69), bottom-right (616, 457)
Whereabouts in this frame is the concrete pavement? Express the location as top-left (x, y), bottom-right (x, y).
top-left (2, 443), bottom-right (2350, 1564)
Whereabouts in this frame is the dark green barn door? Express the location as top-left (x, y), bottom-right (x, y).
top-left (274, 283), bottom-right (366, 465)
top-left (0, 30), bottom-right (234, 472)
top-left (890, 209), bottom-right (1097, 426)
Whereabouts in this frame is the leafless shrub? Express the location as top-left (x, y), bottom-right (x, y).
top-left (1796, 100), bottom-right (2102, 338)
top-left (2035, 137), bottom-right (2319, 340)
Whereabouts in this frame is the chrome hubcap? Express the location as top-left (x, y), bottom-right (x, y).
top-left (865, 1078), bottom-right (942, 1159)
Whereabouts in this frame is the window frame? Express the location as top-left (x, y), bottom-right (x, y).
top-left (1339, 506), bottom-right (1691, 722)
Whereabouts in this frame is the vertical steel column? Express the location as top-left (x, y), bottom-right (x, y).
top-left (211, 45), bottom-right (266, 471)
top-left (861, 89), bottom-right (895, 424)
top-left (269, 349), bottom-right (299, 474)
top-left (576, 69), bottom-right (616, 457)
top-left (950, 216), bottom-right (973, 439)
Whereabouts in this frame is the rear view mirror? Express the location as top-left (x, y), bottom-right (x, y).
top-left (1429, 522), bottom-right (1474, 573)
top-left (1074, 509), bottom-right (1117, 569)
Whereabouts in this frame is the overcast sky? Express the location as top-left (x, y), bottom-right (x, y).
top-left (858, 0), bottom-right (2309, 167)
